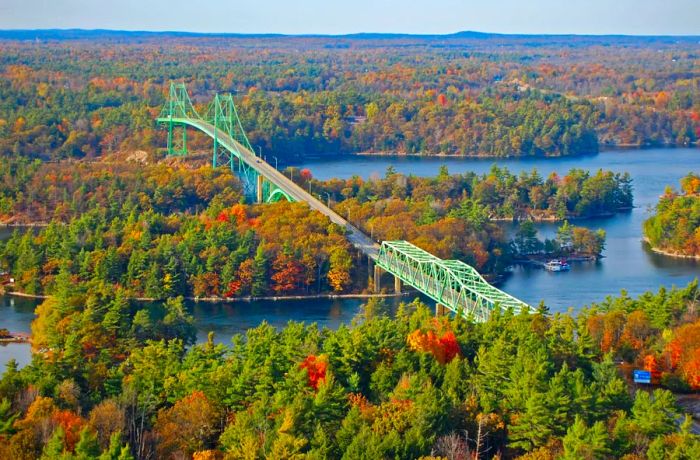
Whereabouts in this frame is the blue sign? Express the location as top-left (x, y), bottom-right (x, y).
top-left (633, 370), bottom-right (652, 384)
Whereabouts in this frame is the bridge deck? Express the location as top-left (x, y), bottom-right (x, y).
top-left (157, 117), bottom-right (379, 259)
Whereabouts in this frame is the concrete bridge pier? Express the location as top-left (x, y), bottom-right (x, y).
top-left (373, 265), bottom-right (383, 293)
top-left (256, 175), bottom-right (264, 203)
top-left (435, 303), bottom-right (447, 316)
top-left (394, 276), bottom-right (401, 294)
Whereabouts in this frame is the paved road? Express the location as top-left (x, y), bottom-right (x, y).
top-left (160, 118), bottom-right (380, 259)
top-left (676, 394), bottom-right (700, 434)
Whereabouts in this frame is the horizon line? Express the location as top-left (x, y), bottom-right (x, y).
top-left (0, 28), bottom-right (699, 39)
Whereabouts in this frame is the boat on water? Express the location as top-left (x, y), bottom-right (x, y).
top-left (544, 259), bottom-right (571, 272)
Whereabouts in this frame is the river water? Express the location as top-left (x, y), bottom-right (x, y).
top-left (1, 147), bottom-right (699, 368)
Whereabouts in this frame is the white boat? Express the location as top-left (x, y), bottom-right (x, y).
top-left (544, 259), bottom-right (571, 272)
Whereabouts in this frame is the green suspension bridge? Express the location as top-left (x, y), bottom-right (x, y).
top-left (156, 82), bottom-right (534, 321)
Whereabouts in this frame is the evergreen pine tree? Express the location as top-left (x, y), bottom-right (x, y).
top-left (546, 365), bottom-right (573, 434)
top-left (562, 416), bottom-right (611, 460)
top-left (251, 244), bottom-right (268, 297)
top-left (74, 427), bottom-right (101, 460)
top-left (102, 289), bottom-right (129, 334)
top-left (99, 432), bottom-right (134, 460)
top-left (144, 262), bottom-right (162, 299)
top-left (508, 393), bottom-right (553, 451)
top-left (631, 390), bottom-right (678, 438)
top-left (40, 427), bottom-right (66, 459)
top-left (0, 397), bottom-right (18, 434)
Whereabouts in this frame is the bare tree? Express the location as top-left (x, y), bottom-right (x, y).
top-left (433, 430), bottom-right (472, 460)
top-left (433, 416), bottom-right (494, 460)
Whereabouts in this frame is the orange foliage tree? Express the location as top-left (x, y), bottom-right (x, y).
top-left (642, 354), bottom-right (662, 383)
top-left (619, 310), bottom-right (653, 350)
top-left (407, 319), bottom-right (460, 364)
top-left (52, 410), bottom-right (85, 450)
top-left (663, 319), bottom-right (700, 389)
top-left (154, 390), bottom-right (221, 459)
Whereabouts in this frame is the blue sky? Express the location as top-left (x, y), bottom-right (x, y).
top-left (0, 0), bottom-right (698, 35)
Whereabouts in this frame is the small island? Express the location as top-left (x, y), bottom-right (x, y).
top-left (512, 219), bottom-right (606, 269)
top-left (0, 328), bottom-right (29, 344)
top-left (643, 173), bottom-right (700, 259)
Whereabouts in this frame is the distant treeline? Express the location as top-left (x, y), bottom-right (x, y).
top-left (0, 34), bottom-right (698, 161)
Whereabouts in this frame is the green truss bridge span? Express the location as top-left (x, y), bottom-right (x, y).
top-left (156, 82), bottom-right (532, 321)
top-left (376, 241), bottom-right (534, 322)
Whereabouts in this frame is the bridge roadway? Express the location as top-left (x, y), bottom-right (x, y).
top-left (158, 117), bottom-right (380, 260)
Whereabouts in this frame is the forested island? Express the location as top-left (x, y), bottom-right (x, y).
top-left (311, 165), bottom-right (632, 221)
top-left (0, 158), bottom-right (628, 299)
top-left (513, 220), bottom-right (607, 260)
top-left (644, 173), bottom-right (700, 258)
top-left (0, 31), bottom-right (699, 161)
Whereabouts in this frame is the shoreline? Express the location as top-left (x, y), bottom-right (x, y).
top-left (352, 151), bottom-right (594, 159)
top-left (0, 222), bottom-right (50, 228)
top-left (643, 239), bottom-right (700, 260)
top-left (490, 208), bottom-right (633, 223)
top-left (188, 291), bottom-right (409, 303)
top-left (4, 290), bottom-right (410, 303)
top-left (350, 144), bottom-right (697, 159)
top-left (0, 332), bottom-right (30, 344)
top-left (1, 207), bottom-right (633, 232)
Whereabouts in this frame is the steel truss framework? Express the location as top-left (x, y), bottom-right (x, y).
top-left (157, 82), bottom-right (292, 203)
top-left (377, 240), bottom-right (534, 322)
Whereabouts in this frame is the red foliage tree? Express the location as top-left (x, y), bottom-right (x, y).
top-left (271, 252), bottom-right (304, 293)
top-left (223, 279), bottom-right (242, 298)
top-left (300, 355), bottom-right (328, 390)
top-left (300, 168), bottom-right (313, 182)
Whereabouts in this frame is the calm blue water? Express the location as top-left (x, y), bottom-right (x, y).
top-left (1, 147), bottom-right (699, 368)
top-left (0, 295), bottom-right (35, 369)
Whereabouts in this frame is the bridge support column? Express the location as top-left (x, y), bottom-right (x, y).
top-left (256, 175), bottom-right (264, 203)
top-left (373, 265), bottom-right (383, 293)
top-left (394, 276), bottom-right (401, 294)
top-left (436, 303), bottom-right (447, 317)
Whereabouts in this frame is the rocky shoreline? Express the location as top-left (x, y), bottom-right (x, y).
top-left (0, 331), bottom-right (29, 344)
top-left (490, 208), bottom-right (632, 223)
top-left (4, 290), bottom-right (409, 304)
top-left (352, 143), bottom-right (697, 158)
top-left (643, 239), bottom-right (700, 260)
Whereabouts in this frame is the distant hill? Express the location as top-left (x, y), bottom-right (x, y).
top-left (0, 28), bottom-right (697, 47)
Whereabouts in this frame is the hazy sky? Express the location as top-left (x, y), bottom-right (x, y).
top-left (0, 0), bottom-right (698, 35)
